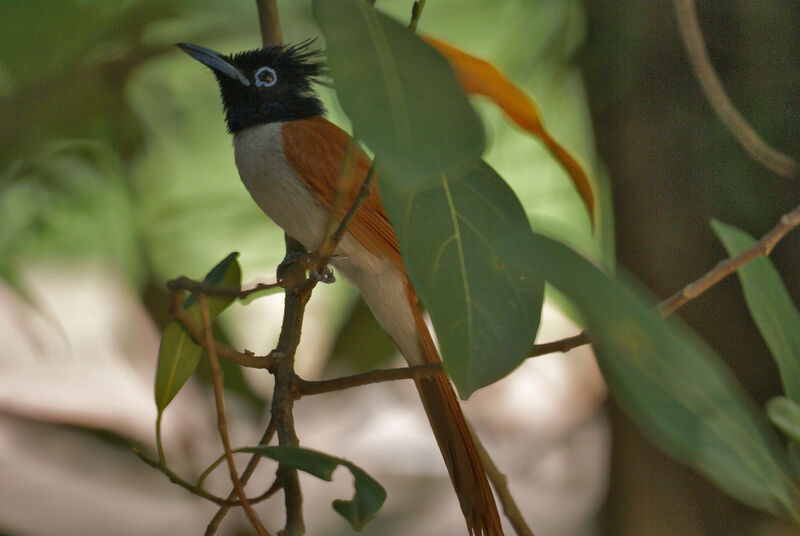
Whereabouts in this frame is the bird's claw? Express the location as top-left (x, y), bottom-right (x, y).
top-left (277, 252), bottom-right (335, 286)
top-left (309, 266), bottom-right (335, 284)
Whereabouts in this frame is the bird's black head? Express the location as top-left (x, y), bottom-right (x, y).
top-left (177, 41), bottom-right (325, 133)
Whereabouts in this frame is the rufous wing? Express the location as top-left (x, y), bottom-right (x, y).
top-left (280, 117), bottom-right (404, 269)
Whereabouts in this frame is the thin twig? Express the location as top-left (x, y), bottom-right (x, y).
top-left (206, 418), bottom-right (278, 535)
top-left (168, 276), bottom-right (280, 300)
top-left (170, 290), bottom-right (280, 370)
top-left (256, 0), bottom-right (282, 47)
top-left (674, 0), bottom-right (798, 178)
top-left (132, 447), bottom-right (234, 505)
top-left (199, 294), bottom-right (271, 536)
top-left (469, 427), bottom-right (536, 536)
top-left (132, 446), bottom-right (278, 508)
top-left (311, 164), bottom-right (377, 270)
top-left (529, 201), bottom-right (800, 358)
top-left (294, 363), bottom-right (442, 397)
top-left (527, 331), bottom-right (589, 358)
top-left (409, 0), bottom-right (427, 32)
top-left (658, 201), bottom-right (800, 316)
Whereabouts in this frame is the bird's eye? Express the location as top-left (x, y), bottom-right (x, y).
top-left (254, 66), bottom-right (277, 88)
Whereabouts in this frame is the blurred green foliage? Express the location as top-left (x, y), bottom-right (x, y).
top-left (526, 231), bottom-right (800, 519)
top-left (0, 0), bottom-right (603, 374)
top-left (6, 0), bottom-right (800, 530)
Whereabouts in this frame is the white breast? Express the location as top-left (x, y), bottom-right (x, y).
top-left (234, 123), bottom-right (328, 253)
top-left (232, 123), bottom-right (424, 365)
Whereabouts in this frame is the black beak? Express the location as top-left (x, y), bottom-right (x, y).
top-left (176, 43), bottom-right (251, 86)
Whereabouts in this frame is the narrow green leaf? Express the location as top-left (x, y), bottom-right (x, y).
top-left (525, 232), bottom-right (800, 519)
top-left (711, 220), bottom-right (800, 404)
top-left (154, 253), bottom-right (241, 412)
top-left (768, 396), bottom-right (800, 447)
top-left (380, 160), bottom-right (544, 397)
top-left (154, 322), bottom-right (203, 412)
top-left (312, 0), bottom-right (484, 179)
top-left (242, 445), bottom-right (386, 530)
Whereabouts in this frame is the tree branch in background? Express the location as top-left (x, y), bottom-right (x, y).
top-left (657, 201), bottom-right (800, 316)
top-left (529, 201), bottom-right (800, 358)
top-left (674, 0), bottom-right (799, 178)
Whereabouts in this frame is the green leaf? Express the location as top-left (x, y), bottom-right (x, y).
top-left (312, 0), bottom-right (484, 179)
top-left (328, 297), bottom-right (397, 372)
top-left (242, 445), bottom-right (386, 530)
top-left (154, 322), bottom-right (204, 412)
top-left (332, 463), bottom-right (387, 531)
top-left (380, 160), bottom-right (544, 397)
top-left (154, 252), bottom-right (241, 412)
top-left (768, 396), bottom-right (800, 447)
top-left (525, 232), bottom-right (800, 519)
top-left (183, 251), bottom-right (241, 315)
top-left (711, 220), bottom-right (800, 404)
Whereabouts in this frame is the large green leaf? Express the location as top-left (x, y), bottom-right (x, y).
top-left (312, 0), bottom-right (484, 180)
top-left (380, 160), bottom-right (544, 397)
top-left (243, 445), bottom-right (386, 530)
top-left (154, 252), bottom-right (241, 412)
top-left (711, 220), bottom-right (800, 404)
top-left (525, 232), bottom-right (800, 519)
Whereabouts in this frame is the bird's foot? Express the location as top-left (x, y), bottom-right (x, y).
top-left (277, 252), bottom-right (336, 286)
top-left (309, 265), bottom-right (335, 284)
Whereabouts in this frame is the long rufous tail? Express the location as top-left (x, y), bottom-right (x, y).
top-left (415, 373), bottom-right (503, 535)
top-left (410, 298), bottom-right (503, 535)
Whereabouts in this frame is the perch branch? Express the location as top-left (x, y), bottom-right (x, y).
top-left (270, 236), bottom-right (313, 536)
top-left (674, 0), bottom-right (798, 178)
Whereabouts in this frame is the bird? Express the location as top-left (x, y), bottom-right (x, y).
top-left (177, 41), bottom-right (503, 535)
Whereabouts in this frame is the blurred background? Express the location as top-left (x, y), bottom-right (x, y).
top-left (0, 0), bottom-right (798, 535)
